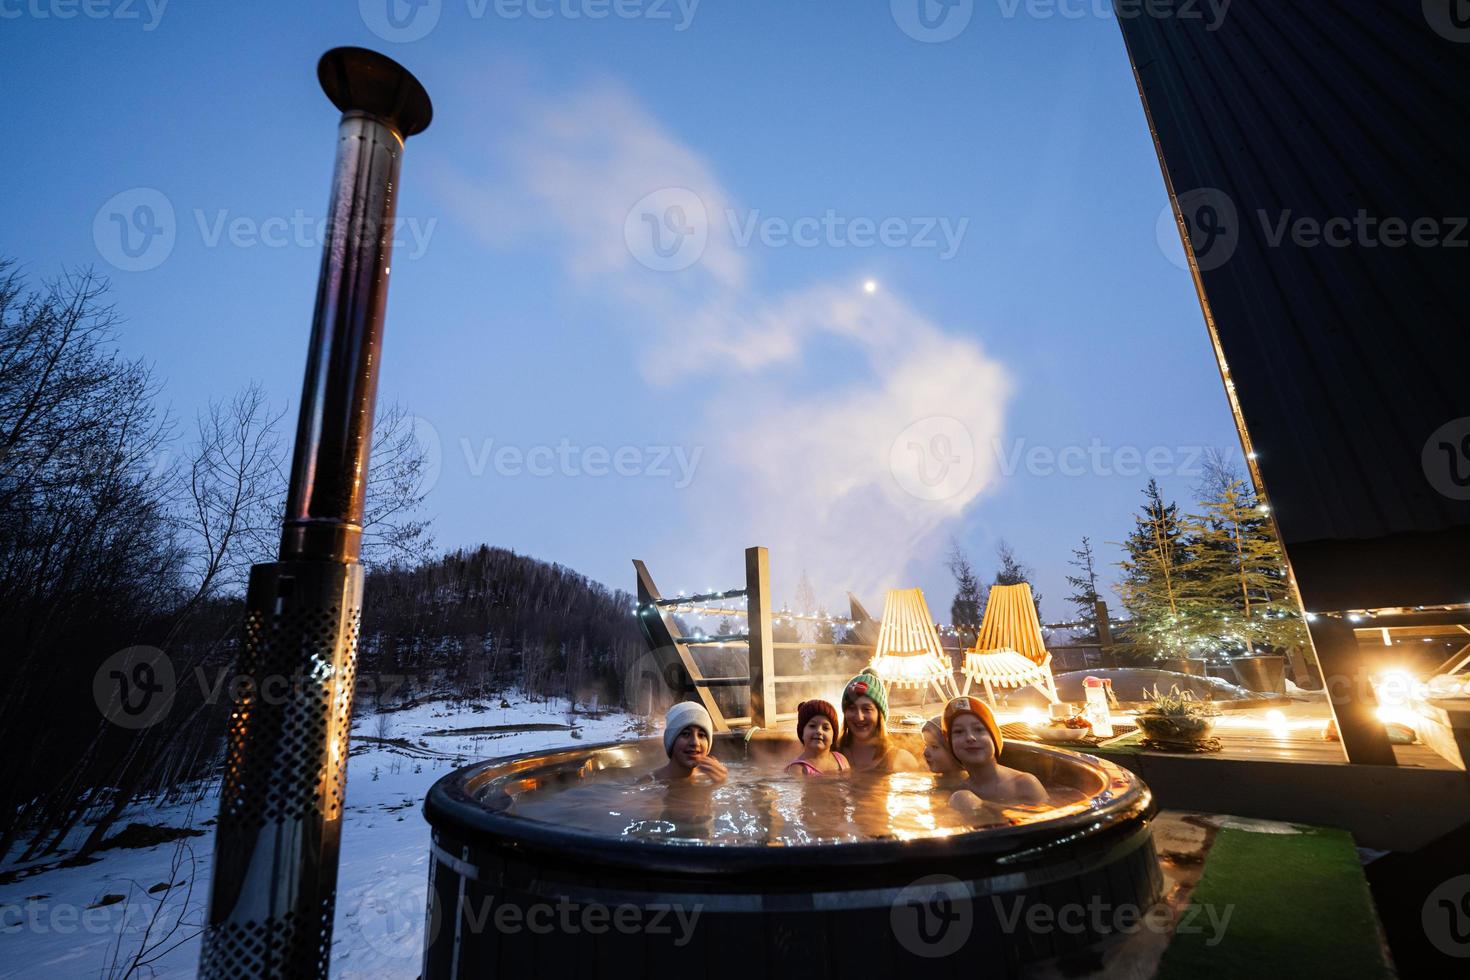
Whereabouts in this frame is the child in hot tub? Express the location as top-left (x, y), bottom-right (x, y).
top-left (942, 696), bottom-right (1046, 810)
top-left (647, 701), bottom-right (728, 783)
top-left (786, 699), bottom-right (849, 776)
top-left (837, 672), bottom-right (919, 773)
top-left (920, 715), bottom-right (966, 788)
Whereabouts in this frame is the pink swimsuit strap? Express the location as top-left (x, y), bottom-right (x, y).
top-left (790, 752), bottom-right (848, 774)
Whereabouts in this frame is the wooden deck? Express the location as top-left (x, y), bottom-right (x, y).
top-left (907, 699), bottom-right (1461, 771)
top-left (918, 700), bottom-right (1470, 851)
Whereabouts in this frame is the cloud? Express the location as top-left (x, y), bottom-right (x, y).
top-left (434, 76), bottom-right (1012, 602)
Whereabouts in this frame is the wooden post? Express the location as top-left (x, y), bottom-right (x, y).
top-left (1095, 599), bottom-right (1117, 667)
top-left (746, 546), bottom-right (777, 730)
top-left (632, 559), bottom-right (729, 732)
top-left (1308, 615), bottom-right (1396, 765)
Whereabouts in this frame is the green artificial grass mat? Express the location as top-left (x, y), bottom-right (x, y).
top-left (1087, 732), bottom-right (1145, 755)
top-left (1156, 825), bottom-right (1391, 980)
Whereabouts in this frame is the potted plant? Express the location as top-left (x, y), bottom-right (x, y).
top-left (1231, 653), bottom-right (1287, 694)
top-left (1156, 655), bottom-right (1192, 676)
top-left (1135, 684), bottom-right (1218, 746)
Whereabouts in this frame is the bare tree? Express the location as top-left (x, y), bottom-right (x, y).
top-left (0, 260), bottom-right (442, 862)
top-left (177, 383), bottom-right (284, 604)
top-left (1192, 447), bottom-right (1243, 504)
top-left (102, 808), bottom-right (205, 979)
top-left (0, 263), bottom-right (183, 856)
top-left (361, 401), bottom-right (436, 569)
top-left (565, 636), bottom-right (588, 711)
top-left (176, 392), bottom-right (429, 586)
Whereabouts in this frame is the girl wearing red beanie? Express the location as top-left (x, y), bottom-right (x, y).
top-left (942, 696), bottom-right (1047, 807)
top-left (786, 700), bottom-right (849, 776)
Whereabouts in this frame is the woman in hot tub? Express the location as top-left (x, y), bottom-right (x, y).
top-left (942, 696), bottom-right (1046, 808)
top-left (837, 672), bottom-right (919, 773)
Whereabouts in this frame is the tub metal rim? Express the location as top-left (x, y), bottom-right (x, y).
top-left (428, 818), bottom-right (1157, 913)
top-left (423, 736), bottom-right (1155, 880)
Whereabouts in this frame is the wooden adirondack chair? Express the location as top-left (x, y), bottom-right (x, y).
top-left (870, 588), bottom-right (960, 702)
top-left (961, 583), bottom-right (1060, 706)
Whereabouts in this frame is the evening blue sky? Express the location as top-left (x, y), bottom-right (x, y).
top-left (1, 1), bottom-right (1243, 620)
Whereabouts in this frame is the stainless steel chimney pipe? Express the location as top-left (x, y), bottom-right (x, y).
top-left (199, 47), bottom-right (431, 980)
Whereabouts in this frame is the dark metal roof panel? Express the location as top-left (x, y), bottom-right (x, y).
top-left (1116, 0), bottom-right (1470, 609)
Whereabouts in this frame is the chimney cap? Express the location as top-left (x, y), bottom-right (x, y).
top-left (318, 46), bottom-right (433, 138)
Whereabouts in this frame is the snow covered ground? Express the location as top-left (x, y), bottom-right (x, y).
top-left (0, 693), bottom-right (642, 979)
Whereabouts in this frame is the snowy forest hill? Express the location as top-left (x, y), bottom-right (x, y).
top-left (2, 543), bottom-right (648, 874)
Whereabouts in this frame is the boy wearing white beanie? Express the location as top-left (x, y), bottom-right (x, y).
top-left (649, 701), bottom-right (728, 782)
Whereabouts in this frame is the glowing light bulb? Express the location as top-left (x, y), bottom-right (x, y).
top-left (1265, 709), bottom-right (1288, 737)
top-left (1375, 669), bottom-right (1418, 706)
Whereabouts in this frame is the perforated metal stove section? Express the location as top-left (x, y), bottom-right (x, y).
top-left (199, 562), bottom-right (363, 978)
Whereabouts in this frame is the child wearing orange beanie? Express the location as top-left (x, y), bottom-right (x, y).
top-left (942, 696), bottom-right (1047, 808)
top-left (786, 700), bottom-right (849, 776)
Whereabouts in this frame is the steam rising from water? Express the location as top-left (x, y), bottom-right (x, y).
top-left (437, 74), bottom-right (1011, 604)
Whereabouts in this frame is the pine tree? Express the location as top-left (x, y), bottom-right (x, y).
top-left (994, 540), bottom-right (1044, 620)
top-left (1064, 536), bottom-right (1101, 639)
top-left (794, 569), bottom-right (819, 670)
top-left (1187, 472), bottom-right (1309, 657)
top-left (1116, 479), bottom-right (1201, 659)
top-left (946, 540), bottom-right (985, 641)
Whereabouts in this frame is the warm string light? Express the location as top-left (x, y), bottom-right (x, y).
top-left (643, 597), bottom-right (863, 629)
top-left (642, 599), bottom-right (1123, 636)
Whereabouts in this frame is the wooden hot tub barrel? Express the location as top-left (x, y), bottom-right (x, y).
top-left (421, 733), bottom-right (1161, 978)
